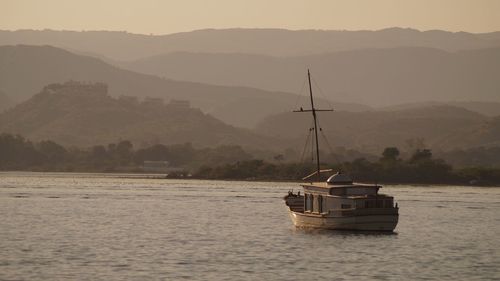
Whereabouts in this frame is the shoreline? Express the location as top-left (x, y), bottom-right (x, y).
top-left (1, 170), bottom-right (499, 187)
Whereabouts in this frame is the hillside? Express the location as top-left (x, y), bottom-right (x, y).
top-left (380, 101), bottom-right (500, 117)
top-left (1, 82), bottom-right (496, 154)
top-left (0, 45), bottom-right (335, 128)
top-left (0, 82), bottom-right (277, 148)
top-left (2, 28), bottom-right (500, 60)
top-left (0, 90), bottom-right (12, 112)
top-left (120, 47), bottom-right (500, 106)
top-left (439, 116), bottom-right (500, 149)
top-left (255, 105), bottom-right (490, 153)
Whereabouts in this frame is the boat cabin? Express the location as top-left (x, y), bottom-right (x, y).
top-left (301, 172), bottom-right (395, 214)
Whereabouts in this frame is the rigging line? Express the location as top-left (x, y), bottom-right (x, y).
top-left (311, 127), bottom-right (315, 162)
top-left (311, 76), bottom-right (335, 110)
top-left (293, 77), bottom-right (308, 111)
top-left (316, 114), bottom-right (340, 166)
top-left (314, 115), bottom-right (330, 153)
top-left (300, 119), bottom-right (315, 163)
top-left (319, 128), bottom-right (341, 165)
top-left (319, 129), bottom-right (334, 154)
top-left (299, 125), bottom-right (313, 164)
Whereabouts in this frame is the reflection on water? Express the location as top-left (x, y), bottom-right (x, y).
top-left (0, 172), bottom-right (499, 280)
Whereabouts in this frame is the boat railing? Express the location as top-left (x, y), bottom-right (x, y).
top-left (327, 209), bottom-right (355, 216)
top-left (327, 207), bottom-right (398, 217)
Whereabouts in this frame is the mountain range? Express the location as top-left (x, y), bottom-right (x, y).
top-left (2, 44), bottom-right (500, 122)
top-left (0, 82), bottom-right (276, 148)
top-left (0, 44), bottom-right (343, 128)
top-left (118, 47), bottom-right (500, 106)
top-left (1, 28), bottom-right (499, 153)
top-left (2, 28), bottom-right (500, 60)
top-left (3, 28), bottom-right (500, 106)
top-left (1, 81), bottom-right (498, 153)
top-left (255, 105), bottom-right (499, 153)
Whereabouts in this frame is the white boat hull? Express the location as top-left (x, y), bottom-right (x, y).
top-left (289, 210), bottom-right (398, 232)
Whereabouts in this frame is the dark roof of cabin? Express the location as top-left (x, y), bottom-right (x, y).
top-left (301, 182), bottom-right (381, 189)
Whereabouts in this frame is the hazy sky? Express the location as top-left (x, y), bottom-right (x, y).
top-left (1, 0), bottom-right (499, 34)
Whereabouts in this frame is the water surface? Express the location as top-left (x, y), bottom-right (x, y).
top-left (1, 172), bottom-right (499, 280)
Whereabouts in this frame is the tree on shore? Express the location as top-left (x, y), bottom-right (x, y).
top-left (0, 133), bottom-right (499, 185)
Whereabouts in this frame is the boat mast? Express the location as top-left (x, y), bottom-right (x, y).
top-left (307, 69), bottom-right (321, 182)
top-left (294, 69), bottom-right (333, 182)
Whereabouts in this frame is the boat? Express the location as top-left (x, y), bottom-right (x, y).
top-left (284, 70), bottom-right (399, 232)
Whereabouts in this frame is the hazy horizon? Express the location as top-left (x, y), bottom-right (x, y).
top-left (2, 26), bottom-right (500, 36)
top-left (2, 0), bottom-right (500, 34)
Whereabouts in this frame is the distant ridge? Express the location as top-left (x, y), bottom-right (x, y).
top-left (255, 105), bottom-right (491, 152)
top-left (1, 82), bottom-right (497, 152)
top-left (2, 28), bottom-right (500, 60)
top-left (0, 44), bottom-right (330, 128)
top-left (380, 101), bottom-right (500, 117)
top-left (3, 29), bottom-right (500, 109)
top-left (119, 47), bottom-right (500, 106)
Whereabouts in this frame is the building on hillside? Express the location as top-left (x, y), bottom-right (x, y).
top-left (142, 97), bottom-right (164, 106)
top-left (119, 95), bottom-right (139, 104)
top-left (43, 81), bottom-right (108, 96)
top-left (167, 99), bottom-right (190, 109)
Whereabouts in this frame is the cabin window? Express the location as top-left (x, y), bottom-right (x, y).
top-left (305, 194), bottom-right (314, 212)
top-left (376, 200), bottom-right (383, 208)
top-left (341, 204), bottom-right (351, 209)
top-left (318, 195), bottom-right (323, 213)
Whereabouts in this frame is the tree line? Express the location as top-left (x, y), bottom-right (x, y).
top-left (195, 147), bottom-right (500, 185)
top-left (1, 133), bottom-right (499, 185)
top-left (0, 133), bottom-right (251, 172)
